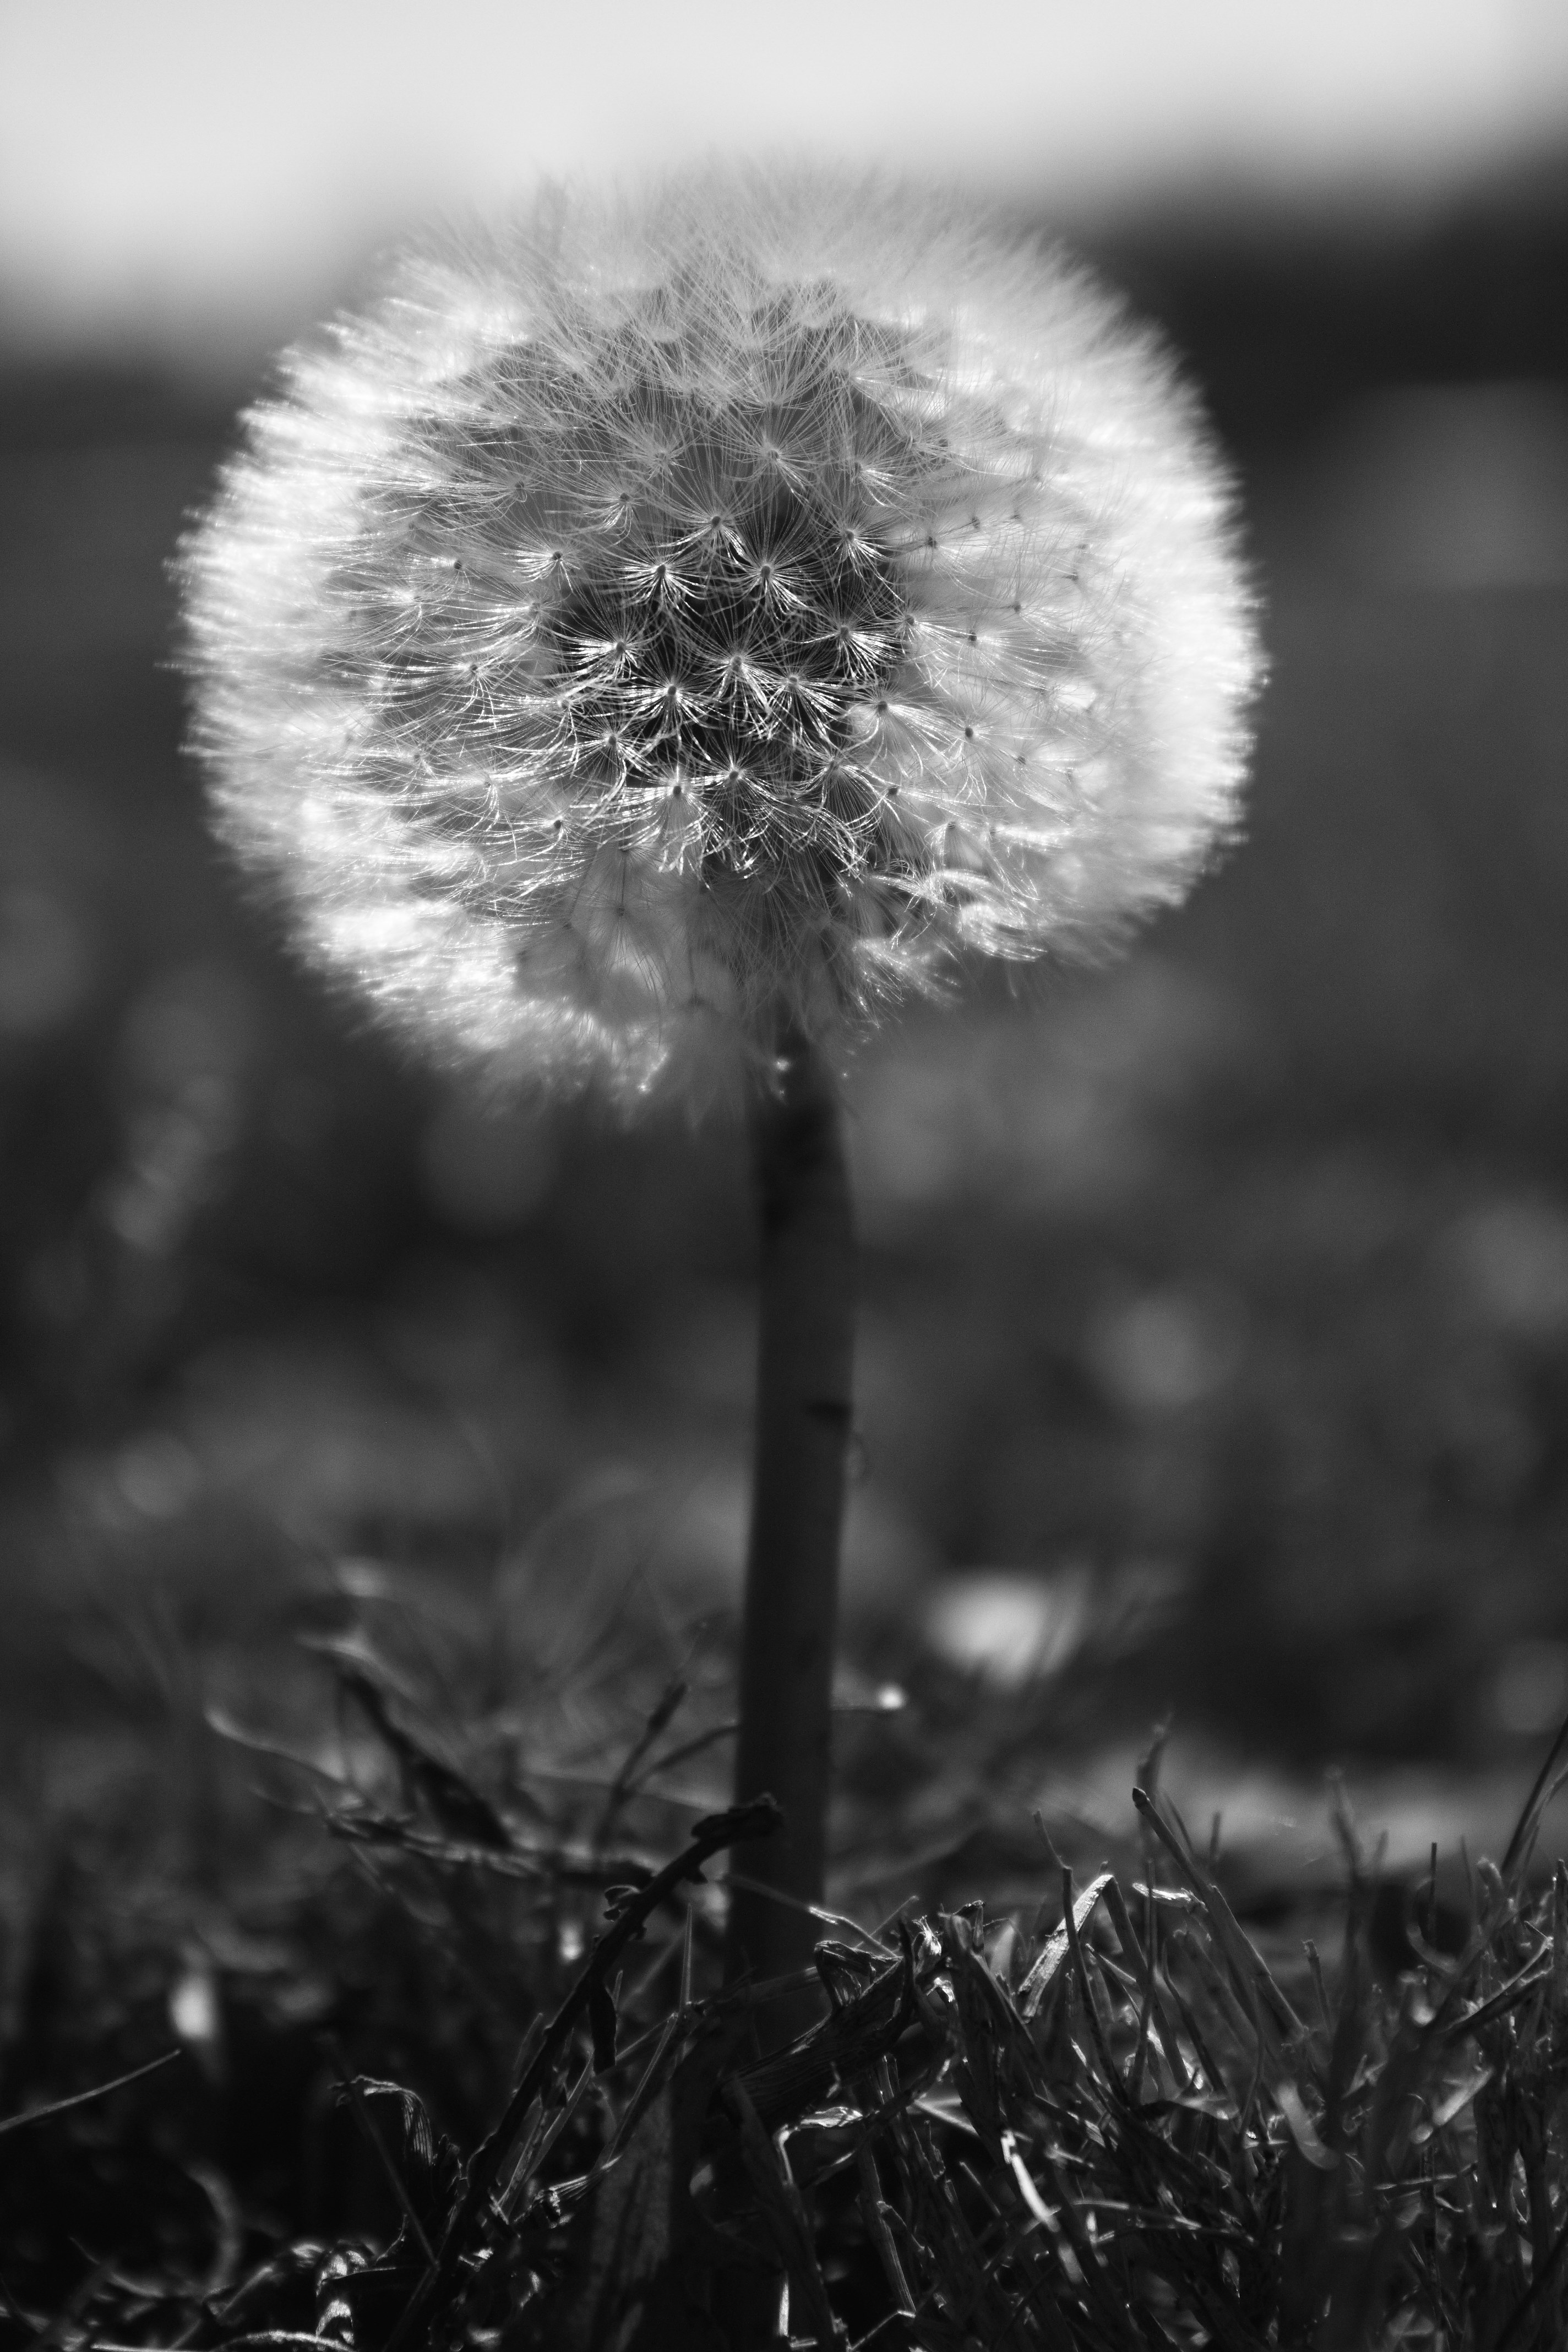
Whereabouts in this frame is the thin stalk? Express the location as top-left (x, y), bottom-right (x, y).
top-left (725, 1026), bottom-right (855, 2011)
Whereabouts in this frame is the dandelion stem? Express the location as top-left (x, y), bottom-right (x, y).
top-left (726, 1022), bottom-right (855, 2012)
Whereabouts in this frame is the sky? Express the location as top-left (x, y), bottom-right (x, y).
top-left (2, 0), bottom-right (1567, 358)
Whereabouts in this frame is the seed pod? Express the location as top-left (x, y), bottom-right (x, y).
top-left (179, 172), bottom-right (1261, 1107)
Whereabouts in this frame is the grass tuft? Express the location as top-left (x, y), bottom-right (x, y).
top-left (5, 1586), bottom-right (1568, 2350)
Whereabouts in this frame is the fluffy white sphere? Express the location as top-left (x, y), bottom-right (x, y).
top-left (179, 174), bottom-right (1261, 1106)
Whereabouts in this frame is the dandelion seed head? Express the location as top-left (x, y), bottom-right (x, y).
top-left (179, 172), bottom-right (1262, 1107)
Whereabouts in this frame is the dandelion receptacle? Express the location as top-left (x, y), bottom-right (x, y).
top-left (179, 172), bottom-right (1261, 2006)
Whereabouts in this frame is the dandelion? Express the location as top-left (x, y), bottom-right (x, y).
top-left (178, 171), bottom-right (1261, 2007)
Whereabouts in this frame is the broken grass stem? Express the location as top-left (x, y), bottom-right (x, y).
top-left (726, 1024), bottom-right (855, 2000)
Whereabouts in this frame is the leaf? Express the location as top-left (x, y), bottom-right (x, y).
top-left (331, 1658), bottom-right (514, 1850)
top-left (545, 2030), bottom-right (742, 2352)
top-left (1018, 1871), bottom-right (1115, 2018)
top-left (590, 1974), bottom-right (619, 2073)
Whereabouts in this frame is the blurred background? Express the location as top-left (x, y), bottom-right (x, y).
top-left (4, 0), bottom-right (1568, 1891)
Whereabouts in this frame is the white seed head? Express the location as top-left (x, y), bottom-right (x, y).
top-left (179, 172), bottom-right (1262, 1108)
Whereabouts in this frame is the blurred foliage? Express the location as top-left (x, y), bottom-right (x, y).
top-left (3, 176), bottom-right (1568, 1787)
